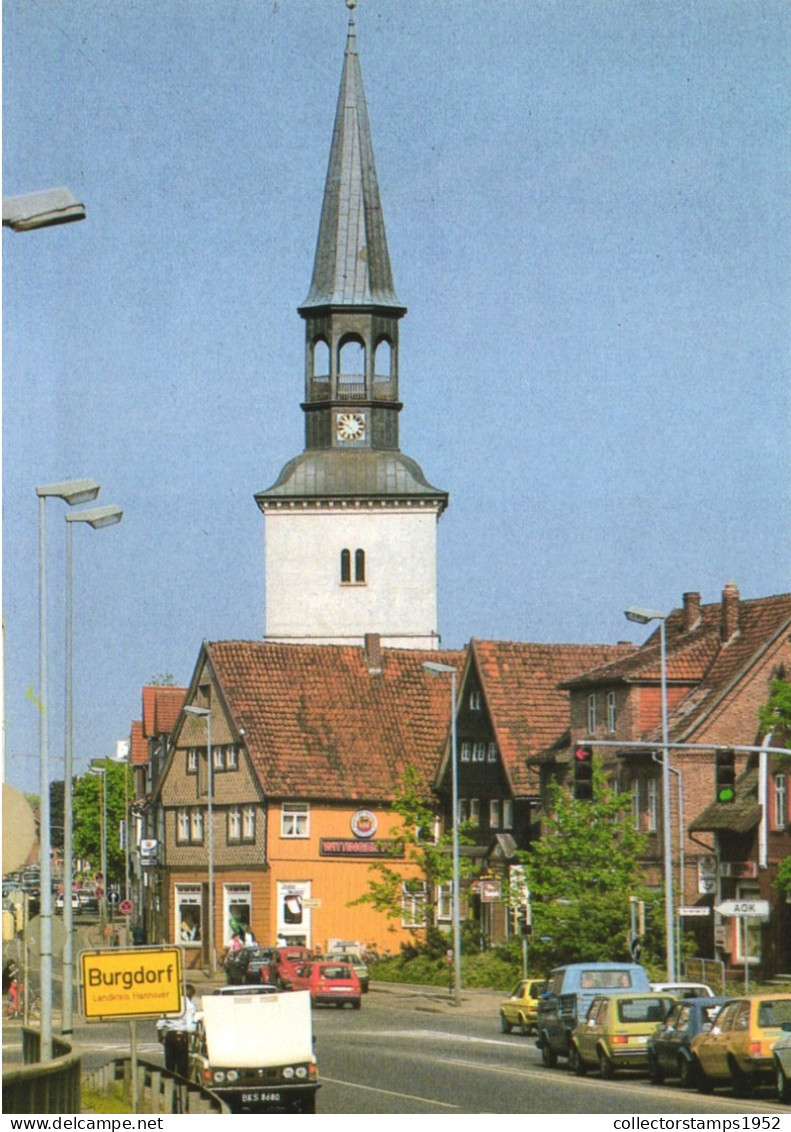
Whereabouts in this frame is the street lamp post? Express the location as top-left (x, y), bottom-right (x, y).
top-left (62, 503), bottom-right (122, 1035)
top-left (423, 661), bottom-right (461, 1007)
top-left (625, 605), bottom-right (675, 982)
top-left (36, 478), bottom-right (100, 1059)
top-left (184, 706), bottom-right (215, 974)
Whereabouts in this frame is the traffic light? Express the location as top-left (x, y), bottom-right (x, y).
top-left (573, 745), bottom-right (594, 801)
top-left (715, 749), bottom-right (736, 803)
top-left (516, 904), bottom-right (532, 937)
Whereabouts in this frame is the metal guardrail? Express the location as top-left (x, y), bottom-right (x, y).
top-left (82, 1056), bottom-right (229, 1115)
top-left (2, 1030), bottom-right (81, 1114)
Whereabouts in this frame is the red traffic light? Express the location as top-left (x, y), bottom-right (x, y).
top-left (574, 746), bottom-right (593, 762)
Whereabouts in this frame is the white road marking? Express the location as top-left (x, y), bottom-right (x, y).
top-left (320, 1075), bottom-right (458, 1109)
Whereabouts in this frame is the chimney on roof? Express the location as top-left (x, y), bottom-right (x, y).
top-left (721, 581), bottom-right (741, 642)
top-left (683, 591), bottom-right (701, 632)
top-left (364, 633), bottom-right (383, 675)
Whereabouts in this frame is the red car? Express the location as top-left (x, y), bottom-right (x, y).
top-left (268, 945), bottom-right (313, 989)
top-left (291, 961), bottom-right (362, 1009)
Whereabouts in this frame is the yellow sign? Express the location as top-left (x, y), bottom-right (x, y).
top-left (80, 946), bottom-right (184, 1021)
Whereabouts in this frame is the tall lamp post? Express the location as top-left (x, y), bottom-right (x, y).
top-left (423, 661), bottom-right (461, 1007)
top-left (184, 705), bottom-right (215, 974)
top-left (625, 605), bottom-right (675, 982)
top-left (62, 503), bottom-right (122, 1035)
top-left (36, 478), bottom-right (100, 1059)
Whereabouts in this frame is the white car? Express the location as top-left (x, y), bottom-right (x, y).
top-left (772, 1027), bottom-right (791, 1103)
top-left (650, 982), bottom-right (715, 999)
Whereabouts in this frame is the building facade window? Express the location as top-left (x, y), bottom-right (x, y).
top-left (587, 694), bottom-right (597, 734)
top-left (401, 881), bottom-right (426, 928)
top-left (186, 748), bottom-right (198, 775)
top-left (607, 691), bottom-right (617, 733)
top-left (227, 806), bottom-right (254, 843)
top-left (469, 798), bottom-right (480, 826)
top-left (436, 883), bottom-right (452, 922)
top-left (487, 742), bottom-right (498, 763)
top-left (176, 807), bottom-right (204, 844)
top-left (472, 742), bottom-right (486, 763)
top-left (632, 781), bottom-right (641, 830)
top-left (773, 774), bottom-right (787, 829)
top-left (281, 802), bottom-right (309, 838)
top-left (490, 799), bottom-right (500, 829)
top-left (502, 798), bottom-right (513, 830)
top-left (460, 741), bottom-right (471, 763)
top-left (469, 690), bottom-right (482, 711)
top-left (175, 884), bottom-right (202, 943)
top-left (646, 778), bottom-right (658, 832)
top-left (243, 805), bottom-right (256, 841)
top-left (458, 798), bottom-right (468, 824)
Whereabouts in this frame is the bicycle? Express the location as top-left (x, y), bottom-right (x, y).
top-left (5, 985), bottom-right (41, 1021)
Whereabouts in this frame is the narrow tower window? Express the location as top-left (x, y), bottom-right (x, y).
top-left (374, 338), bottom-right (392, 383)
top-left (339, 338), bottom-right (366, 398)
top-left (340, 548), bottom-right (366, 585)
top-left (312, 338), bottom-right (330, 382)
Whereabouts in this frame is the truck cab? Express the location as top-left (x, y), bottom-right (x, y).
top-left (536, 962), bottom-right (652, 1067)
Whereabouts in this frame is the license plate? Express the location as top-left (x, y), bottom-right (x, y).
top-left (242, 1092), bottom-right (281, 1103)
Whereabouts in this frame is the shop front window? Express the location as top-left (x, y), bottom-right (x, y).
top-left (175, 885), bottom-right (202, 944)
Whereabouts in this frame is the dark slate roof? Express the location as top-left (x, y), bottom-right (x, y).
top-left (560, 589), bottom-right (791, 743)
top-left (689, 765), bottom-right (762, 834)
top-left (447, 639), bottom-right (637, 795)
top-left (255, 449), bottom-right (448, 508)
top-left (205, 641), bottom-right (465, 800)
top-left (300, 18), bottom-right (402, 312)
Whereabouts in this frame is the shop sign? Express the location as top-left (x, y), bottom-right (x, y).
top-left (319, 838), bottom-right (404, 858)
top-left (350, 810), bottom-right (378, 838)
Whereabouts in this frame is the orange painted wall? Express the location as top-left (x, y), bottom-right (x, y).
top-left (263, 801), bottom-right (426, 954)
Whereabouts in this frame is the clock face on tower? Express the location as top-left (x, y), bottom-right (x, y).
top-left (336, 412), bottom-right (367, 442)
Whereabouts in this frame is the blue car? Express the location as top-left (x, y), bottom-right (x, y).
top-left (647, 996), bottom-right (730, 1087)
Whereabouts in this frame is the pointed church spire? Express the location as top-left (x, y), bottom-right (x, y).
top-left (301, 10), bottom-right (403, 311)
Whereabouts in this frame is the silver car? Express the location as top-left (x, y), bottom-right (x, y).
top-left (772, 1027), bottom-right (791, 1103)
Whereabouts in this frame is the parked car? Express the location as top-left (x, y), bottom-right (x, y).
top-left (225, 946), bottom-right (276, 986)
top-left (270, 945), bottom-right (314, 990)
top-left (647, 997), bottom-right (729, 1086)
top-left (290, 961), bottom-right (362, 1009)
top-left (329, 952), bottom-right (370, 993)
top-left (651, 982), bottom-right (715, 999)
top-left (537, 962), bottom-right (652, 1067)
top-left (569, 992), bottom-right (676, 1078)
top-left (500, 978), bottom-right (547, 1035)
top-left (771, 1026), bottom-right (791, 1103)
top-left (690, 993), bottom-right (791, 1097)
top-left (55, 892), bottom-right (80, 912)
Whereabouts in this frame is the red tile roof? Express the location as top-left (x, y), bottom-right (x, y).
top-left (142, 686), bottom-right (187, 739)
top-left (560, 588), bottom-right (791, 742)
top-left (205, 641), bottom-right (466, 801)
top-left (470, 639), bottom-right (638, 793)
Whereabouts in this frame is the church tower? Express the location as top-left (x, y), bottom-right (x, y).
top-left (256, 10), bottom-right (448, 649)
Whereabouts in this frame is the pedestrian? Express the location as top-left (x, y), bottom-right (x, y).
top-left (156, 983), bottom-right (197, 1078)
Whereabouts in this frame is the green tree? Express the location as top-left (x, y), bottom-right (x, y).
top-left (349, 764), bottom-right (474, 949)
top-left (72, 761), bottom-right (131, 884)
top-left (759, 676), bottom-right (791, 903)
top-left (525, 769), bottom-right (657, 970)
top-left (758, 675), bottom-right (791, 747)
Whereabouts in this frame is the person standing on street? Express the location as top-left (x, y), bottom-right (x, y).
top-left (157, 983), bottom-right (196, 1078)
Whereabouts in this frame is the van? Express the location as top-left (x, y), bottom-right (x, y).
top-left (536, 961), bottom-right (652, 1066)
top-left (190, 988), bottom-right (319, 1113)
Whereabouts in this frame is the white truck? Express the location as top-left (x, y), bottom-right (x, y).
top-left (189, 987), bottom-right (319, 1113)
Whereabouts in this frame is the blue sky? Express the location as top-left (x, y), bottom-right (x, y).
top-left (3, 0), bottom-right (789, 795)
